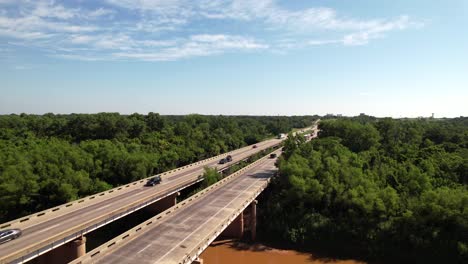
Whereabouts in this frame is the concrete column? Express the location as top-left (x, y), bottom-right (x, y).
top-left (68, 236), bottom-right (86, 259)
top-left (145, 192), bottom-right (179, 214)
top-left (250, 200), bottom-right (257, 241)
top-left (34, 236), bottom-right (86, 264)
top-left (221, 212), bottom-right (244, 239)
top-left (192, 257), bottom-right (204, 264)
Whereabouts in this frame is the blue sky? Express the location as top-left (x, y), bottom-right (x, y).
top-left (1, 0), bottom-right (467, 117)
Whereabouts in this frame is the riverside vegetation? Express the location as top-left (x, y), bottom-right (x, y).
top-left (260, 117), bottom-right (467, 263)
top-left (1, 114), bottom-right (466, 263)
top-left (0, 113), bottom-right (316, 223)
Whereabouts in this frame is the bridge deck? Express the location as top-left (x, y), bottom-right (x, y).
top-left (81, 153), bottom-right (278, 264)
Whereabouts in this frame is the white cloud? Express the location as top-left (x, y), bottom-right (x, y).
top-left (0, 1), bottom-right (97, 42)
top-left (106, 0), bottom-right (189, 18)
top-left (113, 34), bottom-right (267, 61)
top-left (308, 39), bottom-right (340, 46)
top-left (32, 1), bottom-right (79, 20)
top-left (52, 53), bottom-right (105, 61)
top-left (104, 0), bottom-right (416, 34)
top-left (88, 8), bottom-right (116, 18)
top-left (342, 15), bottom-right (413, 45)
top-left (69, 34), bottom-right (94, 44)
top-left (0, 0), bottom-right (422, 61)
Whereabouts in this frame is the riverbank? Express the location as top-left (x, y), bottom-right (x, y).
top-left (200, 239), bottom-right (366, 264)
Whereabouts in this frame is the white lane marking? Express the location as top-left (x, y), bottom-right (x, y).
top-left (87, 191), bottom-right (145, 211)
top-left (153, 179), bottom-right (260, 264)
top-left (98, 203), bottom-right (116, 210)
top-left (37, 223), bottom-right (61, 234)
top-left (137, 243), bottom-right (152, 254)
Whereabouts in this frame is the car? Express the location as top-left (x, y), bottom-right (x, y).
top-left (219, 158), bottom-right (226, 164)
top-left (226, 155), bottom-right (233, 162)
top-left (145, 176), bottom-right (162, 186)
top-left (270, 153), bottom-right (277, 158)
top-left (252, 145), bottom-right (257, 148)
top-left (0, 229), bottom-right (22, 244)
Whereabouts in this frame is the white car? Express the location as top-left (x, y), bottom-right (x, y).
top-left (0, 229), bottom-right (22, 244)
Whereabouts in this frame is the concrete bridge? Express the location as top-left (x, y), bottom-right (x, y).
top-left (71, 149), bottom-right (281, 264)
top-left (0, 139), bottom-right (285, 264)
top-left (0, 124), bottom-right (317, 264)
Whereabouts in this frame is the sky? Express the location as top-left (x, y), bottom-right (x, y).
top-left (0, 0), bottom-right (467, 117)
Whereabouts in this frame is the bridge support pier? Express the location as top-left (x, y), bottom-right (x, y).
top-left (250, 200), bottom-right (257, 241)
top-left (221, 212), bottom-right (244, 238)
top-left (220, 200), bottom-right (257, 240)
top-left (145, 192), bottom-right (179, 214)
top-left (34, 236), bottom-right (86, 264)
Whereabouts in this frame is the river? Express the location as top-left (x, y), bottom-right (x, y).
top-left (200, 240), bottom-right (365, 264)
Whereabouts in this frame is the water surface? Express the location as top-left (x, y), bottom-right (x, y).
top-left (200, 240), bottom-right (365, 264)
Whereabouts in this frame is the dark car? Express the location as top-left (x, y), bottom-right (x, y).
top-left (252, 145), bottom-right (257, 148)
top-left (270, 153), bottom-right (277, 158)
top-left (219, 158), bottom-right (226, 164)
top-left (0, 229), bottom-right (22, 244)
top-left (226, 155), bottom-right (232, 162)
top-left (145, 176), bottom-right (162, 186)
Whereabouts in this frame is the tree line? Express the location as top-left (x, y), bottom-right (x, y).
top-left (260, 117), bottom-right (467, 263)
top-left (0, 113), bottom-right (317, 223)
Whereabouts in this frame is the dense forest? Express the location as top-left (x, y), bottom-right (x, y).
top-left (0, 113), bottom-right (316, 223)
top-left (261, 117), bottom-right (467, 263)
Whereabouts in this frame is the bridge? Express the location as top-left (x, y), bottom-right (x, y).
top-left (0, 140), bottom-right (284, 264)
top-left (71, 149), bottom-right (279, 264)
top-left (0, 124), bottom-right (317, 264)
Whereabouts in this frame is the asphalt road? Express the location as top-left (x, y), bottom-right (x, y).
top-left (0, 138), bottom-right (282, 263)
top-left (87, 151), bottom-right (278, 264)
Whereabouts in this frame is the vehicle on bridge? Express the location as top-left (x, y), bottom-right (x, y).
top-left (145, 176), bottom-right (162, 186)
top-left (252, 145), bottom-right (257, 148)
top-left (219, 155), bottom-right (233, 164)
top-left (0, 229), bottom-right (22, 244)
top-left (269, 153), bottom-right (277, 158)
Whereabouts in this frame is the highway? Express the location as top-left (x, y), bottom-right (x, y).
top-left (73, 150), bottom-right (280, 264)
top-left (0, 138), bottom-right (283, 264)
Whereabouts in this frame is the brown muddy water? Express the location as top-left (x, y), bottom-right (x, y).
top-left (200, 240), bottom-right (366, 264)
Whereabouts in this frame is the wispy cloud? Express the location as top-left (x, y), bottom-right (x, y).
top-left (13, 64), bottom-right (34, 70)
top-left (113, 34), bottom-right (267, 61)
top-left (0, 0), bottom-right (422, 61)
top-left (342, 15), bottom-right (417, 46)
top-left (88, 8), bottom-right (116, 19)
